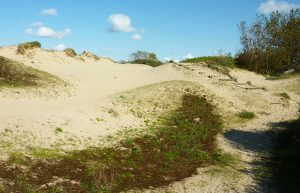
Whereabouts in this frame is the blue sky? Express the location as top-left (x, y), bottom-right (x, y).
top-left (0, 0), bottom-right (299, 61)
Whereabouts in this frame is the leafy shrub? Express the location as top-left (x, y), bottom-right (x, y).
top-left (64, 48), bottom-right (77, 57)
top-left (17, 41), bottom-right (41, 54)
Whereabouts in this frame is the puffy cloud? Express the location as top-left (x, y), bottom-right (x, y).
top-left (108, 14), bottom-right (135, 32)
top-left (131, 33), bottom-right (142, 41)
top-left (41, 8), bottom-right (58, 16)
top-left (26, 26), bottom-right (71, 39)
top-left (184, 53), bottom-right (194, 59)
top-left (258, 0), bottom-right (299, 14)
top-left (54, 44), bottom-right (66, 51)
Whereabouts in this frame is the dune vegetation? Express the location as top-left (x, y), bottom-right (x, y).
top-left (0, 93), bottom-right (235, 193)
top-left (17, 41), bottom-right (41, 55)
top-left (0, 56), bottom-right (61, 88)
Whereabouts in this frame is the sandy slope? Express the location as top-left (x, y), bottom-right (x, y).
top-left (0, 46), bottom-right (299, 192)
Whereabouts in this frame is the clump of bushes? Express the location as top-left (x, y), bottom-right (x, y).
top-left (182, 56), bottom-right (235, 68)
top-left (64, 48), bottom-right (77, 57)
top-left (130, 51), bottom-right (162, 67)
top-left (131, 59), bottom-right (162, 67)
top-left (236, 9), bottom-right (300, 74)
top-left (17, 41), bottom-right (41, 55)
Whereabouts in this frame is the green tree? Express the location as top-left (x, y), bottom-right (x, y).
top-left (236, 9), bottom-right (300, 74)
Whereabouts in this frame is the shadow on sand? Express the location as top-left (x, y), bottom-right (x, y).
top-left (224, 118), bottom-right (300, 193)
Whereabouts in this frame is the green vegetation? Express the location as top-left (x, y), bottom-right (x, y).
top-left (0, 94), bottom-right (234, 192)
top-left (8, 152), bottom-right (25, 165)
top-left (238, 111), bottom-right (255, 119)
top-left (55, 127), bottom-right (63, 133)
top-left (130, 51), bottom-right (162, 67)
top-left (17, 41), bottom-right (41, 54)
top-left (182, 55), bottom-right (235, 68)
top-left (236, 9), bottom-right (300, 74)
top-left (64, 48), bottom-right (77, 57)
top-left (279, 92), bottom-right (291, 100)
top-left (0, 56), bottom-right (60, 88)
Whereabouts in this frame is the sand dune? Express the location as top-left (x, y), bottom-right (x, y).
top-left (0, 46), bottom-right (299, 192)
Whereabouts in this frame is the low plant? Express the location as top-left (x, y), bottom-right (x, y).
top-left (279, 92), bottom-right (290, 99)
top-left (55, 127), bottom-right (63, 133)
top-left (238, 111), bottom-right (255, 119)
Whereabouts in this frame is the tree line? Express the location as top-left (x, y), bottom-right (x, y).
top-left (236, 9), bottom-right (300, 74)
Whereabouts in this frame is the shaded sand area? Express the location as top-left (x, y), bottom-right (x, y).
top-left (0, 46), bottom-right (299, 192)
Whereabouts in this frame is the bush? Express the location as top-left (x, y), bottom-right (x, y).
top-left (17, 41), bottom-right (41, 55)
top-left (182, 56), bottom-right (235, 68)
top-left (132, 59), bottom-right (162, 67)
top-left (64, 48), bottom-right (77, 57)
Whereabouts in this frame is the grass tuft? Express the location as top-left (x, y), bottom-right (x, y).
top-left (238, 111), bottom-right (255, 119)
top-left (55, 127), bottom-right (63, 133)
top-left (279, 92), bottom-right (290, 100)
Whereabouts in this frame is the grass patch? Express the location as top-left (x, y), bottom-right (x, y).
top-left (32, 148), bottom-right (62, 159)
top-left (238, 111), bottom-right (255, 120)
top-left (0, 94), bottom-right (232, 192)
top-left (0, 56), bottom-right (62, 88)
top-left (8, 152), bottom-right (25, 165)
top-left (17, 41), bottom-right (41, 55)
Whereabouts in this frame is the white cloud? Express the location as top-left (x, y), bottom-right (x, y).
top-left (26, 26), bottom-right (71, 39)
top-left (29, 22), bottom-right (44, 27)
top-left (164, 57), bottom-right (171, 61)
top-left (25, 28), bottom-right (34, 35)
top-left (131, 33), bottom-right (142, 41)
top-left (258, 0), bottom-right (299, 14)
top-left (54, 44), bottom-right (66, 51)
top-left (41, 8), bottom-right (58, 16)
top-left (108, 14), bottom-right (135, 32)
top-left (184, 53), bottom-right (194, 59)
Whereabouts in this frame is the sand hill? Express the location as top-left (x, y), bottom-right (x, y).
top-left (0, 45), bottom-right (299, 192)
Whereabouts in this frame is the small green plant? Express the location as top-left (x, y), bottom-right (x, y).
top-left (55, 127), bottom-right (63, 133)
top-left (95, 117), bottom-right (104, 122)
top-left (238, 111), bottom-right (255, 119)
top-left (279, 92), bottom-right (290, 99)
